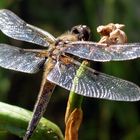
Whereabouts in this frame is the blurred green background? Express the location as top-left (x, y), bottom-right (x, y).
top-left (0, 0), bottom-right (140, 140)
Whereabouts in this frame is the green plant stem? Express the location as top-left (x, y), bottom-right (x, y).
top-left (65, 61), bottom-right (89, 121)
top-left (0, 102), bottom-right (64, 140)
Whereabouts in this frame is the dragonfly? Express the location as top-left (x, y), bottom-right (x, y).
top-left (0, 9), bottom-right (140, 140)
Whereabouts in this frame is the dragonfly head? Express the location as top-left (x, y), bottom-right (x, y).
top-left (71, 25), bottom-right (91, 41)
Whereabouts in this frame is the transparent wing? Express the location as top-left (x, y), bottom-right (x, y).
top-left (0, 9), bottom-right (56, 47)
top-left (0, 44), bottom-right (46, 73)
top-left (64, 41), bottom-right (140, 62)
top-left (47, 61), bottom-right (140, 101)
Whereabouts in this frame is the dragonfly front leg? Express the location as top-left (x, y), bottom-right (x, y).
top-left (23, 59), bottom-right (56, 140)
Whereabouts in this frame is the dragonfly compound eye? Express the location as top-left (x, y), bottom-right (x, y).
top-left (71, 25), bottom-right (91, 41)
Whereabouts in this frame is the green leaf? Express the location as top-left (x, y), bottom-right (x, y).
top-left (0, 102), bottom-right (64, 140)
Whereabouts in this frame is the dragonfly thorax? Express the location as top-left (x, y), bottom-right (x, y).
top-left (48, 40), bottom-right (66, 61)
top-left (49, 25), bottom-right (91, 62)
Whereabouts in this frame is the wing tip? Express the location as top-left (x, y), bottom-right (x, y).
top-left (0, 9), bottom-right (9, 13)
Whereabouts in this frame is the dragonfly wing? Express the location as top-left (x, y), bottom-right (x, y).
top-left (106, 43), bottom-right (140, 60)
top-left (0, 9), bottom-right (56, 47)
top-left (47, 61), bottom-right (140, 101)
top-left (0, 44), bottom-right (46, 73)
top-left (64, 41), bottom-right (140, 61)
